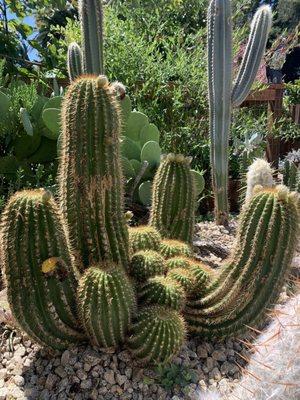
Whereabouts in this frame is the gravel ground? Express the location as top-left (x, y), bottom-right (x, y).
top-left (0, 220), bottom-right (298, 400)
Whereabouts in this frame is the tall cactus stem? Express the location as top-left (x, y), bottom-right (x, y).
top-left (79, 0), bottom-right (104, 74)
top-left (67, 42), bottom-right (83, 81)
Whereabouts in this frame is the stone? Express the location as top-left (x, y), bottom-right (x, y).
top-left (212, 350), bottom-right (226, 362)
top-left (104, 370), bottom-right (116, 385)
top-left (61, 350), bottom-right (70, 366)
top-left (209, 367), bottom-right (222, 381)
top-left (197, 345), bottom-right (208, 359)
top-left (13, 375), bottom-right (25, 386)
top-left (206, 357), bottom-right (214, 371)
top-left (45, 373), bottom-right (58, 390)
top-left (0, 388), bottom-right (8, 400)
top-left (55, 366), bottom-right (67, 379)
top-left (116, 373), bottom-right (127, 387)
top-left (0, 369), bottom-right (7, 380)
top-left (83, 350), bottom-right (100, 366)
top-left (77, 370), bottom-right (87, 381)
top-left (80, 379), bottom-right (92, 389)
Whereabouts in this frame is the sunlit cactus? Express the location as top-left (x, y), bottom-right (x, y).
top-left (0, 189), bottom-right (84, 350)
top-left (130, 250), bottom-right (165, 282)
top-left (185, 186), bottom-right (299, 338)
top-left (160, 239), bottom-right (192, 259)
top-left (128, 225), bottom-right (161, 253)
top-left (128, 305), bottom-right (186, 364)
top-left (77, 264), bottom-right (136, 347)
top-left (208, 1), bottom-right (272, 224)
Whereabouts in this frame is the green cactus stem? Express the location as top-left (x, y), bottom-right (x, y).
top-left (128, 305), bottom-right (186, 364)
top-left (150, 154), bottom-right (196, 243)
top-left (58, 75), bottom-right (129, 270)
top-left (130, 250), bottom-right (165, 282)
top-left (283, 160), bottom-right (300, 192)
top-left (208, 1), bottom-right (272, 225)
top-left (160, 239), bottom-right (192, 259)
top-left (0, 189), bottom-right (84, 350)
top-left (78, 0), bottom-right (104, 74)
top-left (185, 186), bottom-right (299, 338)
top-left (67, 42), bottom-right (83, 81)
top-left (165, 257), bottom-right (191, 271)
top-left (77, 264), bottom-right (136, 348)
top-left (139, 276), bottom-right (186, 311)
top-left (167, 268), bottom-right (195, 295)
top-left (128, 225), bottom-right (161, 253)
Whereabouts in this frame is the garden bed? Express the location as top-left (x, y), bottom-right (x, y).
top-left (0, 220), bottom-right (298, 400)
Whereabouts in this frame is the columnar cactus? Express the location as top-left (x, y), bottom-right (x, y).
top-left (128, 306), bottom-right (186, 364)
top-left (128, 226), bottom-right (161, 253)
top-left (78, 0), bottom-right (104, 75)
top-left (150, 154), bottom-right (196, 243)
top-left (208, 0), bottom-right (272, 224)
top-left (283, 160), bottom-right (300, 193)
top-left (0, 189), bottom-right (84, 350)
top-left (58, 75), bottom-right (129, 269)
top-left (185, 186), bottom-right (299, 338)
top-left (67, 42), bottom-right (83, 81)
top-left (77, 264), bottom-right (136, 347)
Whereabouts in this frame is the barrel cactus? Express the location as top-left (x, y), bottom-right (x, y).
top-left (160, 239), bottom-right (192, 259)
top-left (77, 264), bottom-right (136, 347)
top-left (130, 250), bottom-right (165, 282)
top-left (128, 225), bottom-right (161, 253)
top-left (185, 185), bottom-right (299, 338)
top-left (0, 189), bottom-right (84, 350)
top-left (128, 306), bottom-right (186, 364)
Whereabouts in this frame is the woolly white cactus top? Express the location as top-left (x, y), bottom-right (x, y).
top-left (245, 158), bottom-right (274, 203)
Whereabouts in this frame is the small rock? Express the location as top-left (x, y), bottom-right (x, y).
top-left (45, 373), bottom-right (58, 390)
top-left (55, 365), bottom-right (67, 379)
top-left (104, 370), bottom-right (116, 385)
top-left (77, 370), bottom-right (87, 381)
top-left (0, 387), bottom-right (8, 400)
top-left (0, 369), bottom-right (7, 380)
top-left (80, 379), bottom-right (92, 389)
top-left (116, 373), bottom-right (127, 387)
top-left (12, 375), bottom-right (25, 386)
top-left (212, 350), bottom-right (226, 362)
top-left (61, 350), bottom-right (70, 366)
top-left (206, 357), bottom-right (214, 371)
top-left (209, 367), bottom-right (222, 381)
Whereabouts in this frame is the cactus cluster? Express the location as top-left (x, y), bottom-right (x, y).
top-left (208, 0), bottom-right (272, 224)
top-left (1, 0), bottom-right (299, 369)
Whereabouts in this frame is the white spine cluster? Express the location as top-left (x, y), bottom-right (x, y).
top-left (245, 158), bottom-right (274, 203)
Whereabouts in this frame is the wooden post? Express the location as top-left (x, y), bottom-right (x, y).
top-left (266, 84), bottom-right (284, 169)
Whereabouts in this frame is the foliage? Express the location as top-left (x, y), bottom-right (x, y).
top-left (285, 79), bottom-right (300, 105)
top-left (155, 363), bottom-right (197, 391)
top-left (0, 63), bottom-right (61, 210)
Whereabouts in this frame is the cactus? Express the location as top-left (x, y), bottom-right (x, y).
top-left (185, 185), bottom-right (299, 338)
top-left (0, 189), bottom-right (84, 350)
top-left (67, 42), bottom-right (83, 81)
top-left (283, 160), bottom-right (300, 193)
top-left (138, 180), bottom-right (152, 206)
top-left (139, 276), bottom-right (186, 311)
top-left (245, 158), bottom-right (274, 203)
top-left (160, 239), bottom-right (192, 259)
top-left (165, 256), bottom-right (191, 271)
top-left (128, 305), bottom-right (186, 364)
top-left (58, 75), bottom-right (129, 269)
top-left (128, 225), bottom-right (161, 253)
top-left (208, 1), bottom-right (272, 224)
top-left (167, 268), bottom-right (195, 294)
top-left (130, 250), bottom-right (165, 282)
top-left (77, 264), bottom-right (136, 348)
top-left (79, 0), bottom-right (104, 75)
top-left (150, 154), bottom-right (196, 243)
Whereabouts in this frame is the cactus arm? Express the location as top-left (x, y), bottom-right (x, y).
top-left (67, 42), bottom-right (83, 81)
top-left (232, 5), bottom-right (272, 107)
top-left (79, 0), bottom-right (104, 74)
top-left (185, 187), bottom-right (299, 338)
top-left (208, 0), bottom-right (232, 225)
top-left (0, 189), bottom-right (84, 350)
top-left (58, 76), bottom-right (129, 269)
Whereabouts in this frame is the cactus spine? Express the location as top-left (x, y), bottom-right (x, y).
top-left (130, 250), bottom-right (165, 282)
top-left (208, 1), bottom-right (272, 224)
top-left (79, 0), bottom-right (104, 75)
top-left (283, 160), bottom-right (300, 193)
top-left (67, 42), bottom-right (83, 81)
top-left (58, 76), bottom-right (129, 269)
top-left (185, 186), bottom-right (299, 338)
top-left (150, 154), bottom-right (196, 244)
top-left (160, 239), bottom-right (192, 259)
top-left (0, 189), bottom-right (84, 350)
top-left (77, 264), bottom-right (136, 347)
